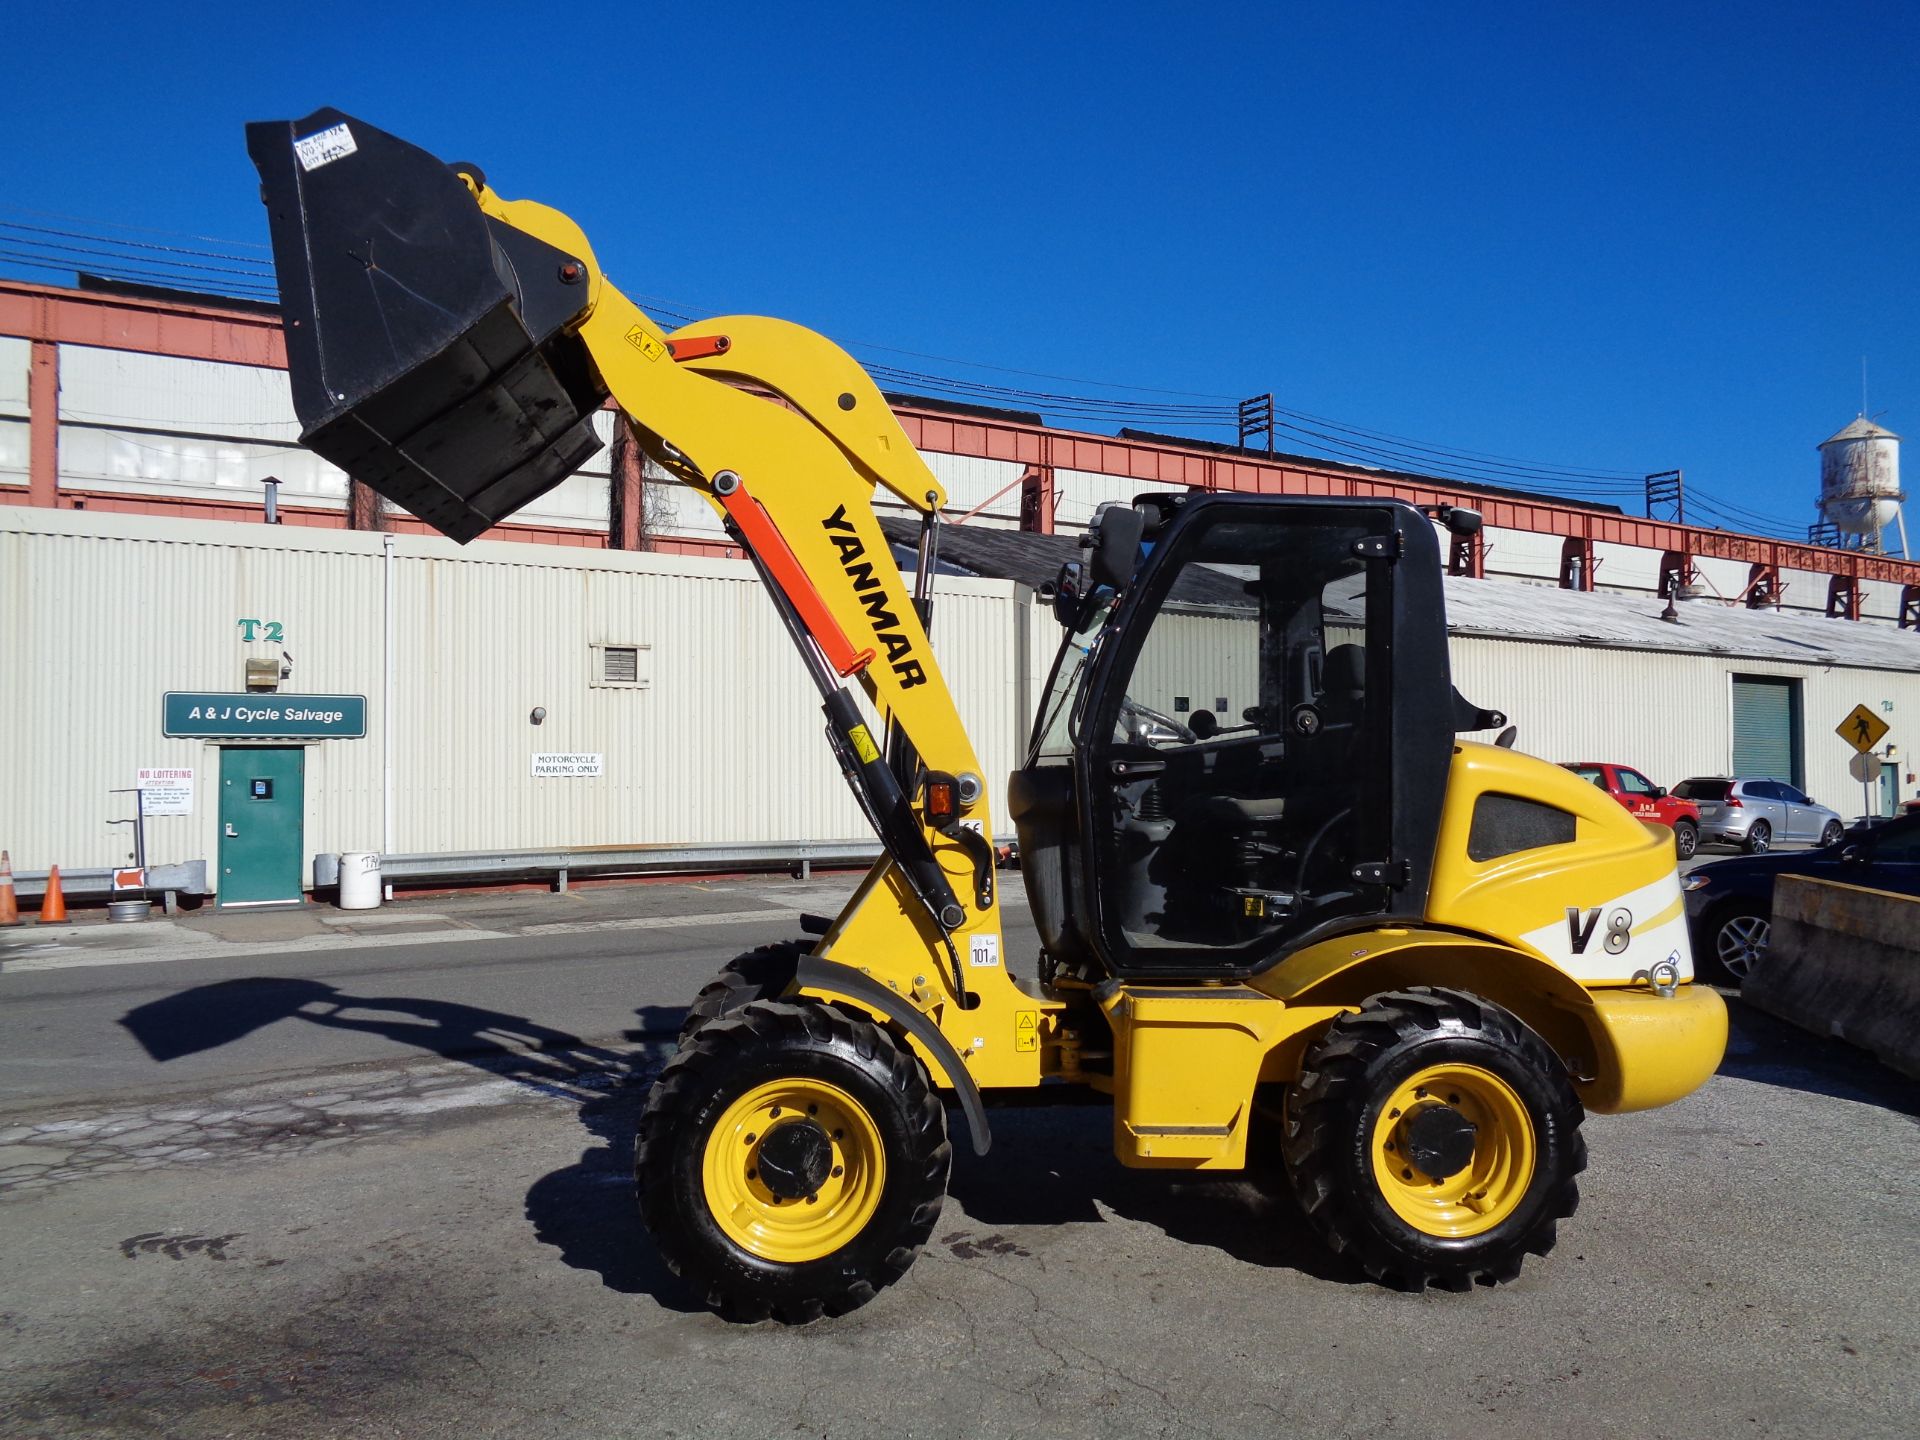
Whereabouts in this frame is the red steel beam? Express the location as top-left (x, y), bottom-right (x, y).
top-left (5, 279), bottom-right (1913, 588)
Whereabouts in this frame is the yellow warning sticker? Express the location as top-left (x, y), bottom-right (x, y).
top-left (1016, 1011), bottom-right (1037, 1030)
top-left (848, 724), bottom-right (881, 764)
top-left (624, 326), bottom-right (665, 362)
top-left (1015, 1010), bottom-right (1039, 1051)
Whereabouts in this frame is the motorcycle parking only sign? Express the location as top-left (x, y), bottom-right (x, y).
top-left (530, 753), bottom-right (604, 778)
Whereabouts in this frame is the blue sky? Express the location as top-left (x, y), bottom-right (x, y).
top-left (3, 2), bottom-right (1915, 538)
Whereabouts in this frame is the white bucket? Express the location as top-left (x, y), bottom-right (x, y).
top-left (338, 852), bottom-right (383, 910)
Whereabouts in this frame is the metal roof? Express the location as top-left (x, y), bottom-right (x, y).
top-left (1442, 574), bottom-right (1920, 672)
top-left (1819, 416), bottom-right (1901, 447)
top-left (887, 515), bottom-right (1920, 675)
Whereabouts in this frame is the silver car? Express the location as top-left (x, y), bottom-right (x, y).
top-left (1671, 777), bottom-right (1846, 854)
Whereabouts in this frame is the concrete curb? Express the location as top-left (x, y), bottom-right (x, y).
top-left (1744, 874), bottom-right (1920, 1081)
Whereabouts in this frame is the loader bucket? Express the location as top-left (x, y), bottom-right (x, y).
top-left (247, 109), bottom-right (609, 543)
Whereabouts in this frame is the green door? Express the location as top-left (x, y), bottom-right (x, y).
top-left (218, 746), bottom-right (305, 907)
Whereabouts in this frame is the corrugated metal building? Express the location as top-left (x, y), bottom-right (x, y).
top-left (4, 506), bottom-right (1915, 904)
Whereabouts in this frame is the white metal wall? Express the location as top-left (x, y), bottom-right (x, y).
top-left (1449, 637), bottom-right (1918, 815)
top-left (0, 509), bottom-right (1026, 883)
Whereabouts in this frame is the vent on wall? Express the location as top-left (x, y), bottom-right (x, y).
top-left (590, 643), bottom-right (651, 689)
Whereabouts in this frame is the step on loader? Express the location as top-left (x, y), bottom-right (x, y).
top-left (249, 109), bottom-right (1728, 1323)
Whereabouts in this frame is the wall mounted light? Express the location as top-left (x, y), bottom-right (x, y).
top-left (530, 706), bottom-right (547, 725)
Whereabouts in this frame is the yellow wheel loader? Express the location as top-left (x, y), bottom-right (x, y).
top-left (250, 110), bottom-right (1729, 1323)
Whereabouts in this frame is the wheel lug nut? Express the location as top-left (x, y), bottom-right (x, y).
top-left (1389, 1108), bottom-right (1401, 1119)
top-left (747, 1168), bottom-right (757, 1180)
top-left (744, 1133), bottom-right (756, 1145)
top-left (1448, 1093), bottom-right (1460, 1104)
top-left (770, 1107), bottom-right (782, 1117)
top-left (1385, 1141), bottom-right (1395, 1152)
top-left (807, 1104), bottom-right (818, 1115)
top-left (831, 1165), bottom-right (843, 1177)
top-left (833, 1128), bottom-right (844, 1140)
top-left (806, 1194), bottom-right (819, 1205)
top-left (1402, 1168), bottom-right (1413, 1180)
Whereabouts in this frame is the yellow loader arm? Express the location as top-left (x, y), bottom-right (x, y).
top-left (249, 112), bottom-right (1042, 1143)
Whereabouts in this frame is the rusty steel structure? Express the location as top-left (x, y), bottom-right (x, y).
top-left (6, 277), bottom-right (1920, 622)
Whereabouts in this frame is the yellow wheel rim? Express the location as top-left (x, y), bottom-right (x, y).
top-left (701, 1078), bottom-right (886, 1263)
top-left (1370, 1063), bottom-right (1536, 1238)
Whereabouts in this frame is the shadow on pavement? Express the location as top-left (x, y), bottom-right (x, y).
top-left (119, 979), bottom-right (701, 1312)
top-left (948, 1102), bottom-right (1358, 1286)
top-left (1717, 995), bottom-right (1919, 1119)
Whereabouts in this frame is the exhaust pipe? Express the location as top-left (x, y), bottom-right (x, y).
top-left (247, 109), bottom-right (610, 543)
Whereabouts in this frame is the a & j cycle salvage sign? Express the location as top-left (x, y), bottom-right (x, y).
top-left (163, 693), bottom-right (368, 739)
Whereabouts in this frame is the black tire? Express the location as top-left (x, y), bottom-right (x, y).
top-left (1707, 902), bottom-right (1769, 985)
top-left (636, 1000), bottom-right (950, 1323)
top-left (1819, 820), bottom-right (1845, 848)
top-left (1744, 820), bottom-right (1772, 855)
top-left (1282, 987), bottom-right (1585, 1292)
top-left (1673, 819), bottom-right (1698, 861)
top-left (679, 941), bottom-right (807, 1042)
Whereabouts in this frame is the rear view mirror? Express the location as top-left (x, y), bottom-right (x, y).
top-left (1087, 505), bottom-right (1145, 592)
top-left (1652, 785), bottom-right (1668, 799)
top-left (1188, 708), bottom-right (1218, 741)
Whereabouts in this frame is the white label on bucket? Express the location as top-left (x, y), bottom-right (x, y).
top-left (294, 123), bottom-right (358, 172)
top-left (969, 934), bottom-right (1000, 968)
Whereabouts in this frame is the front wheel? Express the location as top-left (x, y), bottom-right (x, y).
top-left (1819, 820), bottom-right (1845, 848)
top-left (1744, 820), bottom-right (1772, 854)
top-left (637, 1001), bottom-right (950, 1323)
top-left (1673, 819), bottom-right (1698, 860)
top-left (1282, 987), bottom-right (1585, 1292)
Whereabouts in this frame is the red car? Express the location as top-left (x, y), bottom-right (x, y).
top-left (1561, 763), bottom-right (1701, 859)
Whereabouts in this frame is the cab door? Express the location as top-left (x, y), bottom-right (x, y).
top-left (1075, 497), bottom-right (1455, 980)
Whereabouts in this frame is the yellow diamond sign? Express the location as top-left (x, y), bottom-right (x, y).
top-left (1836, 703), bottom-right (1889, 755)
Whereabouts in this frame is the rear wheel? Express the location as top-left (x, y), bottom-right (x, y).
top-left (1820, 820), bottom-right (1845, 848)
top-left (1710, 904), bottom-right (1769, 984)
top-left (637, 1000), bottom-right (950, 1323)
top-left (1282, 987), bottom-right (1585, 1292)
top-left (1744, 821), bottom-right (1772, 854)
top-left (680, 941), bottom-right (807, 1042)
top-left (1673, 819), bottom-right (1698, 860)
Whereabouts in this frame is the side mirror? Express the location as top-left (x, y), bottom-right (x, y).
top-left (1188, 708), bottom-right (1218, 740)
top-left (1086, 505), bottom-right (1145, 592)
top-left (1840, 844), bottom-right (1867, 864)
top-left (1651, 785), bottom-right (1668, 799)
top-left (1049, 561), bottom-right (1086, 628)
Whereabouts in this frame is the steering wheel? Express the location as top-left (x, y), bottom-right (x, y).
top-left (1119, 697), bottom-right (1195, 745)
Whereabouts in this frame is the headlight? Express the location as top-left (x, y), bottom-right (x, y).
top-left (1682, 873), bottom-right (1712, 891)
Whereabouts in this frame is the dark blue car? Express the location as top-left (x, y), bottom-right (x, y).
top-left (1683, 812), bottom-right (1920, 983)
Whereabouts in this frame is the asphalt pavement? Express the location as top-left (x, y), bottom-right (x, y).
top-left (1, 873), bottom-right (1914, 1440)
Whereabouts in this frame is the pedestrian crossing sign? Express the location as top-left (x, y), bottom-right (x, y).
top-left (1836, 703), bottom-right (1889, 755)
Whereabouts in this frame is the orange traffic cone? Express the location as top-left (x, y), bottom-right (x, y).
top-left (36, 864), bottom-right (67, 924)
top-left (0, 851), bottom-right (19, 926)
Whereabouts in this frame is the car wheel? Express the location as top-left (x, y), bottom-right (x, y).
top-left (1743, 820), bottom-right (1771, 855)
top-left (1819, 821), bottom-right (1844, 848)
top-left (1712, 906), bottom-right (1769, 984)
top-left (1673, 820), bottom-right (1698, 860)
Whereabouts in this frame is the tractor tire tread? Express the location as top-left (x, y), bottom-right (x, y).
top-left (1281, 987), bottom-right (1585, 1292)
top-left (637, 999), bottom-right (949, 1324)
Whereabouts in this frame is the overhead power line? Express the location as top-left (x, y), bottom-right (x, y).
top-left (1, 213), bottom-right (1800, 526)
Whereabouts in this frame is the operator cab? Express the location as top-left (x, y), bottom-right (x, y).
top-left (1010, 493), bottom-right (1496, 981)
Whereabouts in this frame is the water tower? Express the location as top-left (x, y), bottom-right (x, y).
top-left (1817, 416), bottom-right (1907, 556)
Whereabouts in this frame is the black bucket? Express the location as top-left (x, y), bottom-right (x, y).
top-left (247, 109), bottom-right (609, 543)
